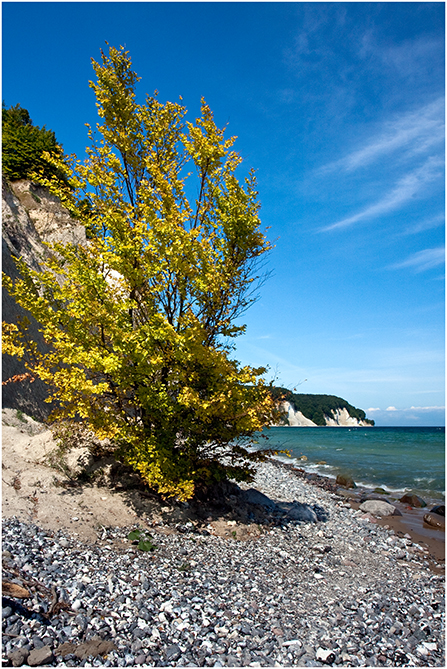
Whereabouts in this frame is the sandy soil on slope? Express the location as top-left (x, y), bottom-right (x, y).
top-left (1, 409), bottom-right (267, 544)
top-left (2, 409), bottom-right (149, 542)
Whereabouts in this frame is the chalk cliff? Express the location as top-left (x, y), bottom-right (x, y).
top-left (2, 179), bottom-right (85, 419)
top-left (278, 401), bottom-right (374, 427)
top-left (283, 401), bottom-right (317, 426)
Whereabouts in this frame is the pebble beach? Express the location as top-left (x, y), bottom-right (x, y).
top-left (2, 458), bottom-right (445, 668)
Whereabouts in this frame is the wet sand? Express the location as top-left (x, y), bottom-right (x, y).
top-left (286, 463), bottom-right (445, 571)
top-left (350, 499), bottom-right (445, 567)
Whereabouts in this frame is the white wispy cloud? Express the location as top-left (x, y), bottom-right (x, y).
top-left (365, 406), bottom-right (445, 422)
top-left (318, 97), bottom-right (444, 175)
top-left (408, 406), bottom-right (445, 411)
top-left (363, 33), bottom-right (445, 83)
top-left (320, 156), bottom-right (444, 232)
top-left (389, 246), bottom-right (445, 273)
top-left (402, 212), bottom-right (445, 235)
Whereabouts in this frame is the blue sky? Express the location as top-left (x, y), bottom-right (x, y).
top-left (2, 2), bottom-right (445, 425)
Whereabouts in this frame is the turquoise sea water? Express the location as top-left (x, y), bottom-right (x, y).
top-left (256, 426), bottom-right (445, 504)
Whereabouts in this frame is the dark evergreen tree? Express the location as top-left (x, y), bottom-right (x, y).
top-left (2, 103), bottom-right (69, 185)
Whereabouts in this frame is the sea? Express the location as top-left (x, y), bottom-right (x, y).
top-left (254, 426), bottom-right (445, 505)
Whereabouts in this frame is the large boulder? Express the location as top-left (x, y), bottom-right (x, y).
top-left (241, 489), bottom-right (325, 523)
top-left (241, 488), bottom-right (277, 509)
top-left (423, 512), bottom-right (445, 530)
top-left (359, 492), bottom-right (392, 502)
top-left (336, 473), bottom-right (356, 489)
top-left (399, 493), bottom-right (427, 508)
top-left (277, 501), bottom-right (318, 523)
top-left (429, 504), bottom-right (445, 516)
top-left (359, 500), bottom-right (402, 517)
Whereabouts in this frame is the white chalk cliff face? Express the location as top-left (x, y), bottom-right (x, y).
top-left (283, 401), bottom-right (317, 426)
top-left (2, 179), bottom-right (86, 420)
top-left (325, 407), bottom-right (371, 427)
top-left (280, 402), bottom-right (373, 427)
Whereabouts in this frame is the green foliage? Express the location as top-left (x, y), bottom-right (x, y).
top-left (2, 102), bottom-right (70, 185)
top-left (272, 388), bottom-right (375, 426)
top-left (127, 529), bottom-right (157, 551)
top-left (177, 562), bottom-right (191, 571)
top-left (3, 45), bottom-right (282, 500)
top-left (15, 409), bottom-right (26, 423)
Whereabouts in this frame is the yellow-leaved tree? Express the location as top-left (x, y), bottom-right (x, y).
top-left (3, 45), bottom-right (282, 499)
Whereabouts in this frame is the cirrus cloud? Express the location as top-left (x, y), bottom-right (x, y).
top-left (320, 156), bottom-right (444, 232)
top-left (318, 97), bottom-right (444, 175)
top-left (389, 246), bottom-right (445, 273)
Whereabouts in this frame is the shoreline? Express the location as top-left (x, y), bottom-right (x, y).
top-left (3, 434), bottom-right (444, 667)
top-left (2, 412), bottom-right (445, 667)
top-left (271, 458), bottom-right (445, 570)
top-left (266, 424), bottom-right (445, 509)
top-left (274, 452), bottom-right (445, 507)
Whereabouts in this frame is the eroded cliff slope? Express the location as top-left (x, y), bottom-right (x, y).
top-left (2, 179), bottom-right (85, 419)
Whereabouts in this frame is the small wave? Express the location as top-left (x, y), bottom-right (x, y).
top-left (335, 448), bottom-right (343, 451)
top-left (354, 480), bottom-right (405, 494)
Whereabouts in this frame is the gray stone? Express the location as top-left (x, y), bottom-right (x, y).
top-left (359, 500), bottom-right (401, 517)
top-left (336, 474), bottom-right (356, 489)
top-left (27, 645), bottom-right (55, 666)
top-left (408, 604), bottom-right (420, 617)
top-left (132, 628), bottom-right (147, 639)
top-left (40, 636), bottom-right (54, 648)
top-left (165, 644), bottom-right (181, 661)
top-left (74, 613), bottom-right (88, 630)
top-left (5, 622), bottom-right (22, 636)
top-left (131, 639), bottom-right (143, 652)
top-left (241, 488), bottom-right (277, 508)
top-left (399, 494), bottom-right (426, 508)
top-left (2, 605), bottom-right (13, 618)
top-left (138, 607), bottom-right (151, 621)
top-left (303, 645), bottom-right (315, 657)
top-left (31, 636), bottom-right (45, 650)
top-left (134, 654), bottom-right (147, 665)
top-left (7, 648), bottom-right (30, 668)
top-left (74, 638), bottom-right (117, 660)
top-left (284, 501), bottom-right (318, 523)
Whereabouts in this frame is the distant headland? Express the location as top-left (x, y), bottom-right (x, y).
top-left (271, 388), bottom-right (375, 427)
